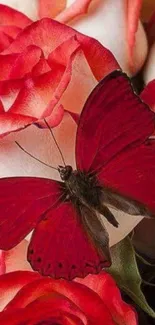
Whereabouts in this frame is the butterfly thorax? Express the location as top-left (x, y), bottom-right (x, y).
top-left (58, 165), bottom-right (102, 207)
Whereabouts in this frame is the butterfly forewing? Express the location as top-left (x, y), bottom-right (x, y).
top-left (76, 70), bottom-right (155, 218)
top-left (0, 177), bottom-right (63, 249)
top-left (76, 70), bottom-right (155, 173)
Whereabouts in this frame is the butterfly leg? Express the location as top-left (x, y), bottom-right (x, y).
top-left (98, 204), bottom-right (119, 228)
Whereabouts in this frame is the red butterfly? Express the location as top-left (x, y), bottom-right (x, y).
top-left (0, 70), bottom-right (154, 280)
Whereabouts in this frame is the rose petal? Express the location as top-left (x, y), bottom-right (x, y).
top-left (0, 4), bottom-right (32, 28)
top-left (48, 36), bottom-right (97, 114)
top-left (143, 43), bottom-right (155, 83)
top-left (0, 31), bottom-right (13, 52)
top-left (39, 0), bottom-right (67, 19)
top-left (0, 271), bottom-right (40, 311)
top-left (32, 58), bottom-right (51, 77)
top-left (0, 25), bottom-right (21, 39)
top-left (0, 53), bottom-right (19, 81)
top-left (0, 251), bottom-right (5, 275)
top-left (3, 18), bottom-right (118, 81)
top-left (1, 299), bottom-right (86, 325)
top-left (0, 113), bottom-right (36, 137)
top-left (127, 0), bottom-right (143, 69)
top-left (55, 0), bottom-right (92, 23)
top-left (67, 0), bottom-right (147, 75)
top-left (9, 45), bottom-right (44, 79)
top-left (5, 240), bottom-right (32, 273)
top-left (76, 272), bottom-right (138, 325)
top-left (0, 100), bottom-right (4, 112)
top-left (5, 278), bottom-right (114, 324)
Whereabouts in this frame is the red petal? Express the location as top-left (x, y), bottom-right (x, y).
top-left (0, 54), bottom-right (19, 81)
top-left (9, 45), bottom-right (43, 79)
top-left (127, 0), bottom-right (143, 69)
top-left (0, 25), bottom-right (21, 39)
top-left (0, 31), bottom-right (13, 52)
top-left (141, 80), bottom-right (155, 111)
top-left (0, 304), bottom-right (85, 325)
top-left (38, 0), bottom-right (67, 19)
top-left (0, 271), bottom-right (40, 311)
top-left (0, 100), bottom-right (4, 112)
top-left (8, 43), bottom-right (83, 123)
top-left (6, 277), bottom-right (114, 324)
top-left (0, 251), bottom-right (5, 275)
top-left (3, 18), bottom-right (118, 81)
top-left (32, 58), bottom-right (51, 77)
top-left (0, 113), bottom-right (36, 137)
top-left (76, 272), bottom-right (138, 325)
top-left (5, 240), bottom-right (32, 273)
top-left (55, 0), bottom-right (93, 23)
top-left (0, 5), bottom-right (32, 28)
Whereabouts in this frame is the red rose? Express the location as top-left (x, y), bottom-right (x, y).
top-left (0, 270), bottom-right (138, 325)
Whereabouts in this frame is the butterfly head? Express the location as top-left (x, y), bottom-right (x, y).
top-left (58, 165), bottom-right (73, 181)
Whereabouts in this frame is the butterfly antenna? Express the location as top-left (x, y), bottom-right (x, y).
top-left (15, 141), bottom-right (58, 171)
top-left (44, 119), bottom-right (66, 166)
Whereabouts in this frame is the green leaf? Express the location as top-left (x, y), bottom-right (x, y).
top-left (108, 237), bottom-right (155, 318)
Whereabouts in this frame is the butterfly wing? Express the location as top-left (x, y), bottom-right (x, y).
top-left (76, 70), bottom-right (155, 215)
top-left (0, 177), bottom-right (63, 249)
top-left (100, 140), bottom-right (155, 214)
top-left (28, 202), bottom-right (110, 280)
top-left (76, 70), bottom-right (155, 173)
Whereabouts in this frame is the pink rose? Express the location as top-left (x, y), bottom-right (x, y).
top-left (3, 0), bottom-right (148, 75)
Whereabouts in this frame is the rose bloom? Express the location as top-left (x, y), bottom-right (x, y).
top-left (0, 252), bottom-right (138, 325)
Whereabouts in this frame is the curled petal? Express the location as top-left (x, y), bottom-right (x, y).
top-left (0, 251), bottom-right (5, 275)
top-left (3, 18), bottom-right (118, 80)
top-left (0, 31), bottom-right (13, 52)
top-left (9, 45), bottom-right (44, 79)
top-left (76, 272), bottom-right (138, 325)
top-left (0, 113), bottom-right (36, 137)
top-left (5, 278), bottom-right (114, 324)
top-left (0, 4), bottom-right (32, 28)
top-left (0, 54), bottom-right (19, 81)
top-left (39, 0), bottom-right (67, 19)
top-left (55, 0), bottom-right (93, 24)
top-left (127, 0), bottom-right (143, 68)
top-left (0, 271), bottom-right (40, 311)
top-left (0, 25), bottom-right (21, 39)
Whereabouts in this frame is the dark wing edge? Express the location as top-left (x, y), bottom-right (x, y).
top-left (102, 186), bottom-right (154, 218)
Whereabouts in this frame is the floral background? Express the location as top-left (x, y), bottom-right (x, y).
top-left (0, 0), bottom-right (155, 324)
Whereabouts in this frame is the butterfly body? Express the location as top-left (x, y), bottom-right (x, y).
top-left (0, 70), bottom-right (155, 280)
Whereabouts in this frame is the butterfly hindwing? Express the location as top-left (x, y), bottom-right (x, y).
top-left (0, 177), bottom-right (63, 249)
top-left (28, 202), bottom-right (110, 280)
